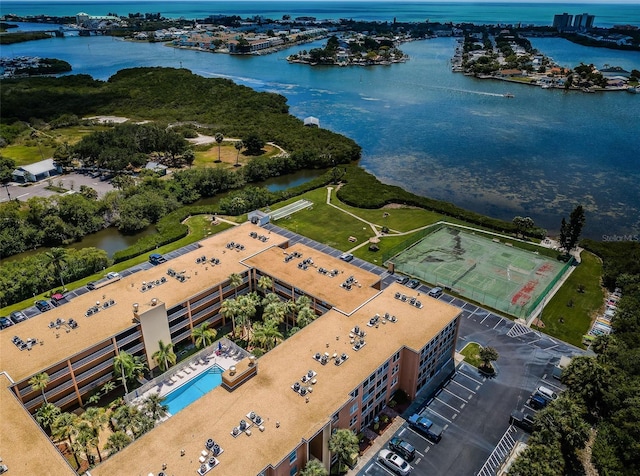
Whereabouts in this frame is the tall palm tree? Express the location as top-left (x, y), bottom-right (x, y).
top-left (111, 403), bottom-right (138, 434)
top-left (262, 292), bottom-right (280, 307)
top-left (113, 351), bottom-right (135, 394)
top-left (234, 140), bottom-right (243, 166)
top-left (29, 372), bottom-right (50, 404)
top-left (35, 402), bottom-right (61, 433)
top-left (236, 294), bottom-right (258, 339)
top-left (328, 428), bottom-right (359, 473)
top-left (220, 298), bottom-right (240, 338)
top-left (131, 355), bottom-right (148, 380)
top-left (253, 319), bottom-right (283, 351)
top-left (229, 272), bottom-right (243, 299)
top-left (52, 412), bottom-right (81, 469)
top-left (44, 247), bottom-right (68, 288)
top-left (297, 306), bottom-right (317, 328)
top-left (73, 421), bottom-right (92, 467)
top-left (257, 275), bottom-right (273, 294)
top-left (82, 407), bottom-right (107, 463)
top-left (103, 431), bottom-right (132, 456)
top-left (152, 340), bottom-right (177, 372)
top-left (143, 393), bottom-right (169, 422)
top-left (192, 322), bottom-right (217, 349)
top-left (214, 133), bottom-right (224, 162)
top-left (263, 301), bottom-right (286, 325)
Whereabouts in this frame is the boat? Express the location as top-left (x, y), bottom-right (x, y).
top-left (541, 84), bottom-right (551, 89)
top-left (583, 88), bottom-right (595, 93)
top-left (503, 93), bottom-right (514, 98)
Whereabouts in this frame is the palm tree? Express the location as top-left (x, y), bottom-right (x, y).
top-left (254, 319), bottom-right (283, 351)
top-left (214, 133), bottom-right (224, 162)
top-left (52, 412), bottom-right (81, 469)
top-left (262, 292), bottom-right (280, 307)
top-left (263, 301), bottom-right (286, 325)
top-left (236, 294), bottom-right (258, 339)
top-left (234, 140), bottom-right (243, 166)
top-left (82, 407), bottom-right (107, 462)
top-left (44, 247), bottom-right (68, 288)
top-left (35, 402), bottom-right (61, 433)
top-left (297, 306), bottom-right (317, 328)
top-left (29, 372), bottom-right (50, 404)
top-left (229, 272), bottom-right (243, 299)
top-left (328, 428), bottom-right (359, 473)
top-left (131, 355), bottom-right (148, 380)
top-left (300, 458), bottom-right (328, 476)
top-left (142, 393), bottom-right (169, 422)
top-left (71, 424), bottom-right (91, 469)
top-left (192, 322), bottom-right (217, 349)
top-left (152, 340), bottom-right (177, 372)
top-left (257, 275), bottom-right (273, 294)
top-left (103, 431), bottom-right (132, 456)
top-left (113, 351), bottom-right (135, 394)
top-left (220, 298), bottom-right (240, 338)
top-left (111, 403), bottom-right (138, 434)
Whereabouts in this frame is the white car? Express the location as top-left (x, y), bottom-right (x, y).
top-left (378, 449), bottom-right (411, 475)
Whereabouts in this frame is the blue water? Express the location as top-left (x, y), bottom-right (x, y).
top-left (164, 367), bottom-right (223, 415)
top-left (1, 2), bottom-right (639, 239)
top-left (2, 2), bottom-right (640, 28)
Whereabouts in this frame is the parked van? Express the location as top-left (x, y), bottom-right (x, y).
top-left (536, 385), bottom-right (558, 401)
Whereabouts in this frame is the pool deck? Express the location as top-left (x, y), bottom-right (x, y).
top-left (131, 346), bottom-right (244, 404)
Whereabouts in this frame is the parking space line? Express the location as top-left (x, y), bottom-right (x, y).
top-left (375, 461), bottom-right (395, 475)
top-left (456, 370), bottom-right (484, 386)
top-left (540, 379), bottom-right (564, 391)
top-left (424, 407), bottom-right (452, 424)
top-left (435, 396), bottom-right (461, 413)
top-left (442, 387), bottom-right (468, 402)
top-left (449, 379), bottom-right (476, 394)
top-left (406, 427), bottom-right (434, 444)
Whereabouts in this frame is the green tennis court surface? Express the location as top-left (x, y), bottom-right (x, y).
top-left (389, 226), bottom-right (569, 318)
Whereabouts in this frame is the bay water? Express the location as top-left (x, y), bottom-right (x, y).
top-left (1, 2), bottom-right (639, 239)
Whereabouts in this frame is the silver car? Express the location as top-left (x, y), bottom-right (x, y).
top-left (378, 449), bottom-right (411, 475)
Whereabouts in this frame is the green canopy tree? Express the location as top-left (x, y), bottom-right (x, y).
top-left (508, 439), bottom-right (565, 476)
top-left (82, 407), bottom-right (107, 463)
top-left (44, 247), bottom-right (68, 288)
top-left (52, 412), bottom-right (81, 469)
top-left (103, 431), bottom-right (132, 456)
top-left (478, 346), bottom-right (499, 372)
top-left (328, 428), bottom-right (359, 473)
top-left (35, 402), bottom-right (61, 433)
top-left (300, 458), bottom-right (328, 476)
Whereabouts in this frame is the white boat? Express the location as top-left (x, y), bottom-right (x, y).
top-left (503, 92), bottom-right (514, 98)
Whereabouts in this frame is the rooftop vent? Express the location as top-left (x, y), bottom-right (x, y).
top-left (133, 303), bottom-right (139, 313)
top-left (151, 298), bottom-right (158, 306)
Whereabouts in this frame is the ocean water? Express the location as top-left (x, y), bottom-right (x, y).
top-left (2, 1), bottom-right (640, 27)
top-left (1, 2), bottom-right (640, 239)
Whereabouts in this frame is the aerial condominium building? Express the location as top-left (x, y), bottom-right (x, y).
top-left (0, 222), bottom-right (461, 475)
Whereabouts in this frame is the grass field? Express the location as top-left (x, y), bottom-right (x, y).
top-left (459, 342), bottom-right (483, 368)
top-left (389, 226), bottom-right (567, 318)
top-left (533, 251), bottom-right (604, 347)
top-left (193, 142), bottom-right (280, 168)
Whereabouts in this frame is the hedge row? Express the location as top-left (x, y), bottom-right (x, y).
top-left (336, 165), bottom-right (546, 239)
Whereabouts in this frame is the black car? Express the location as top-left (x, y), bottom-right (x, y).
top-left (406, 279), bottom-right (420, 289)
top-left (35, 300), bottom-right (51, 312)
top-left (0, 316), bottom-right (13, 329)
top-left (9, 311), bottom-right (28, 324)
top-left (510, 410), bottom-right (535, 432)
top-left (388, 436), bottom-right (416, 461)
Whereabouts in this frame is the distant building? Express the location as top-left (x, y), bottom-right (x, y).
top-left (553, 13), bottom-right (573, 30)
top-left (11, 158), bottom-right (60, 183)
top-left (573, 13), bottom-right (595, 31)
top-left (304, 116), bottom-right (320, 127)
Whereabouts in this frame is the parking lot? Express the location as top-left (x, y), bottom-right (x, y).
top-left (1, 172), bottom-right (115, 203)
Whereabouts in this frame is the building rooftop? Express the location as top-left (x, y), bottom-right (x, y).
top-left (92, 282), bottom-right (460, 476)
top-left (0, 224), bottom-right (288, 383)
top-left (243, 242), bottom-right (381, 315)
top-left (0, 375), bottom-right (75, 475)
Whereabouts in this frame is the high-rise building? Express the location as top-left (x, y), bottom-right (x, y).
top-left (574, 13), bottom-right (595, 31)
top-left (553, 13), bottom-right (573, 30)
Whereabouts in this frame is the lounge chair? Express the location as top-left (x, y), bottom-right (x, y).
top-left (177, 372), bottom-right (185, 379)
top-left (190, 363), bottom-right (198, 371)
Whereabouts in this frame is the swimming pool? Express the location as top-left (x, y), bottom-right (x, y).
top-left (165, 366), bottom-right (223, 415)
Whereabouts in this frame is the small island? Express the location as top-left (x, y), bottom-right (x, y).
top-left (1, 56), bottom-right (72, 78)
top-left (287, 34), bottom-right (408, 67)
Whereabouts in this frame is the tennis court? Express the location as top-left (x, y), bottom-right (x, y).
top-left (388, 226), bottom-right (570, 318)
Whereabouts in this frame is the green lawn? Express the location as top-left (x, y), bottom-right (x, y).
top-left (533, 251), bottom-right (604, 347)
top-left (0, 216), bottom-right (235, 316)
top-left (459, 342), bottom-right (483, 368)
